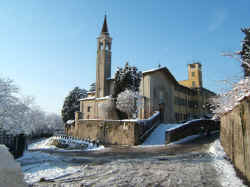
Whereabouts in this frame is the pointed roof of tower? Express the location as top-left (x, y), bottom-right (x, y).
top-left (101, 15), bottom-right (109, 35)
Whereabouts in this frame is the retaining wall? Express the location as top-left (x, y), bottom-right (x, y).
top-left (0, 133), bottom-right (26, 158)
top-left (65, 112), bottom-right (160, 145)
top-left (220, 96), bottom-right (250, 182)
top-left (165, 119), bottom-right (220, 144)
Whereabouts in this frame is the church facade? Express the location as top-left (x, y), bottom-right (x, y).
top-left (78, 16), bottom-right (216, 123)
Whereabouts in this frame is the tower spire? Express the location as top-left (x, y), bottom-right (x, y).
top-left (96, 15), bottom-right (112, 98)
top-left (101, 15), bottom-right (109, 35)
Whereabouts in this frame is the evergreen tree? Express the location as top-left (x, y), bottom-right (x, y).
top-left (89, 82), bottom-right (96, 92)
top-left (112, 62), bottom-right (142, 98)
top-left (240, 27), bottom-right (250, 77)
top-left (61, 87), bottom-right (87, 123)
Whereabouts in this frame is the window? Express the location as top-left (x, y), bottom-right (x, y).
top-left (100, 42), bottom-right (103, 50)
top-left (192, 81), bottom-right (196, 87)
top-left (175, 113), bottom-right (178, 121)
top-left (175, 97), bottom-right (188, 106)
top-left (190, 64), bottom-right (195, 68)
top-left (192, 72), bottom-right (195, 77)
top-left (105, 43), bottom-right (110, 50)
top-left (87, 106), bottom-right (91, 112)
top-left (159, 91), bottom-right (164, 104)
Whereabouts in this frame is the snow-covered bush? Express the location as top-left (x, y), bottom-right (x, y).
top-left (116, 89), bottom-right (138, 119)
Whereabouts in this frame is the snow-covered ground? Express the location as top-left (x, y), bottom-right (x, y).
top-left (142, 123), bottom-right (246, 186)
top-left (17, 151), bottom-right (83, 184)
top-left (28, 136), bottom-right (104, 152)
top-left (141, 123), bottom-right (182, 146)
top-left (209, 139), bottom-right (246, 186)
top-left (17, 125), bottom-right (247, 186)
top-left (17, 137), bottom-right (104, 184)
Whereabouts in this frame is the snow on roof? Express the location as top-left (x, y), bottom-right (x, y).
top-left (142, 66), bottom-right (179, 85)
top-left (79, 97), bottom-right (96, 101)
top-left (79, 95), bottom-right (111, 101)
top-left (142, 67), bottom-right (166, 74)
top-left (96, 95), bottom-right (111, 100)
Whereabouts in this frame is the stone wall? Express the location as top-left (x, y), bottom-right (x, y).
top-left (220, 96), bottom-right (250, 182)
top-left (0, 133), bottom-right (26, 158)
top-left (165, 119), bottom-right (220, 144)
top-left (65, 112), bottom-right (160, 145)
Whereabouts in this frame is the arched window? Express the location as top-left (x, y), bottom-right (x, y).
top-left (105, 43), bottom-right (109, 50)
top-left (100, 42), bottom-right (103, 50)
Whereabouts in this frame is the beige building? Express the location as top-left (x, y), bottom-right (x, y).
top-left (78, 16), bottom-right (216, 123)
top-left (139, 64), bottom-right (215, 123)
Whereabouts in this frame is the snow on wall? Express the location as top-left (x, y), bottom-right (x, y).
top-left (0, 144), bottom-right (27, 187)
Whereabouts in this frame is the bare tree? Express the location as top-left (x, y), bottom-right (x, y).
top-left (0, 76), bottom-right (64, 136)
top-left (211, 77), bottom-right (250, 118)
top-left (213, 28), bottom-right (250, 118)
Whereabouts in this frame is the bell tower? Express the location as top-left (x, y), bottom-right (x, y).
top-left (96, 15), bottom-right (112, 98)
top-left (188, 62), bottom-right (203, 88)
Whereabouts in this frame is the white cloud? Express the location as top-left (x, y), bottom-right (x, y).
top-left (208, 9), bottom-right (228, 32)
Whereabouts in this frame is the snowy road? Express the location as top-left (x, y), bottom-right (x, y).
top-left (18, 124), bottom-right (246, 187)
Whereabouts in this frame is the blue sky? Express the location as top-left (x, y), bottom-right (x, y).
top-left (1, 0), bottom-right (249, 114)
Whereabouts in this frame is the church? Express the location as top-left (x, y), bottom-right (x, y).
top-left (77, 16), bottom-right (216, 123)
